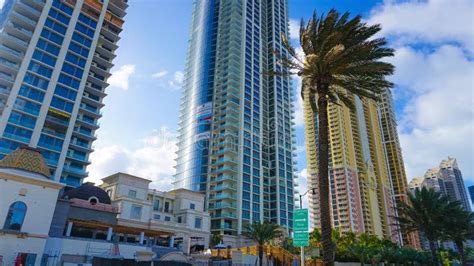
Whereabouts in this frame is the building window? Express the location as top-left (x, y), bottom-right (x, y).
top-left (190, 203), bottom-right (195, 210)
top-left (3, 201), bottom-right (27, 231)
top-left (194, 217), bottom-right (202, 229)
top-left (153, 199), bottom-right (160, 211)
top-left (128, 189), bottom-right (137, 198)
top-left (164, 216), bottom-right (171, 222)
top-left (164, 202), bottom-right (170, 212)
top-left (106, 189), bottom-right (112, 197)
top-left (153, 214), bottom-right (160, 220)
top-left (130, 204), bottom-right (142, 220)
top-left (177, 216), bottom-right (182, 223)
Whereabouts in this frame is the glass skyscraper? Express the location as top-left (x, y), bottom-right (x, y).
top-left (174, 0), bottom-right (296, 235)
top-left (0, 0), bottom-right (127, 186)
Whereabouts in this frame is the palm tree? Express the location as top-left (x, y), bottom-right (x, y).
top-left (243, 222), bottom-right (282, 266)
top-left (443, 206), bottom-right (474, 265)
top-left (396, 187), bottom-right (459, 265)
top-left (273, 10), bottom-right (395, 265)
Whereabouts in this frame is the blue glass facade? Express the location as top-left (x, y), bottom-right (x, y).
top-left (0, 0), bottom-right (127, 186)
top-left (175, 0), bottom-right (296, 235)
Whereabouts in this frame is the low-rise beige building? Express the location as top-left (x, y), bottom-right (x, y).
top-left (100, 172), bottom-right (211, 254)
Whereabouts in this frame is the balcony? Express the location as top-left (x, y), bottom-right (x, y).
top-left (208, 202), bottom-right (237, 210)
top-left (210, 175), bottom-right (236, 183)
top-left (209, 184), bottom-right (237, 192)
top-left (63, 165), bottom-right (88, 177)
top-left (211, 212), bottom-right (237, 219)
top-left (208, 193), bottom-right (236, 201)
top-left (210, 165), bottom-right (237, 174)
top-left (73, 128), bottom-right (97, 140)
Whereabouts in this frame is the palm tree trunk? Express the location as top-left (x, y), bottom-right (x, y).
top-left (454, 240), bottom-right (466, 266)
top-left (316, 89), bottom-right (334, 265)
top-left (428, 239), bottom-right (439, 265)
top-left (258, 245), bottom-right (264, 266)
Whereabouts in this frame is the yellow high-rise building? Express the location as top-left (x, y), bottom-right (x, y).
top-left (379, 91), bottom-right (421, 248)
top-left (304, 91), bottom-right (400, 243)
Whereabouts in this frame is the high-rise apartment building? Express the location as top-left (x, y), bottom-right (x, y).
top-left (174, 0), bottom-right (296, 237)
top-left (468, 185), bottom-right (474, 207)
top-left (304, 93), bottom-right (400, 243)
top-left (0, 0), bottom-right (127, 186)
top-left (379, 90), bottom-right (420, 248)
top-left (409, 157), bottom-right (471, 211)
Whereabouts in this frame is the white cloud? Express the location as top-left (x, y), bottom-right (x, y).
top-left (168, 71), bottom-right (184, 89)
top-left (86, 127), bottom-right (177, 190)
top-left (365, 0), bottom-right (474, 183)
top-left (174, 71), bottom-right (184, 83)
top-left (0, 0), bottom-right (5, 9)
top-left (289, 19), bottom-right (300, 40)
top-left (151, 70), bottom-right (168, 79)
top-left (296, 168), bottom-right (309, 208)
top-left (108, 64), bottom-right (136, 91)
top-left (390, 45), bottom-right (474, 181)
top-left (368, 0), bottom-right (474, 54)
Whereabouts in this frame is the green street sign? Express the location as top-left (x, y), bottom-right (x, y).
top-left (294, 208), bottom-right (309, 231)
top-left (293, 208), bottom-right (309, 247)
top-left (294, 231), bottom-right (309, 247)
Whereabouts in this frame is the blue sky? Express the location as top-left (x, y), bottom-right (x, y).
top-left (86, 0), bottom-right (474, 204)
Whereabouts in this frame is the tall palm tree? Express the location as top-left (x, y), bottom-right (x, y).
top-left (243, 222), bottom-right (282, 266)
top-left (443, 205), bottom-right (474, 265)
top-left (396, 187), bottom-right (459, 265)
top-left (273, 10), bottom-right (395, 265)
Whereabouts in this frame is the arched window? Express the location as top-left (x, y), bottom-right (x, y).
top-left (3, 201), bottom-right (27, 231)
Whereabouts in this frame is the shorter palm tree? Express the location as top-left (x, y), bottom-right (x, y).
top-left (443, 206), bottom-right (474, 265)
top-left (396, 187), bottom-right (459, 265)
top-left (243, 222), bottom-right (282, 266)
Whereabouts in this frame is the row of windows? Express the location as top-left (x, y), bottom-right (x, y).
top-left (23, 72), bottom-right (49, 90)
top-left (33, 49), bottom-right (56, 67)
top-left (28, 61), bottom-right (53, 78)
top-left (62, 62), bottom-right (84, 79)
top-left (4, 124), bottom-right (32, 143)
top-left (41, 28), bottom-right (63, 46)
top-left (51, 96), bottom-right (74, 113)
top-left (52, 0), bottom-right (73, 15)
top-left (37, 38), bottom-right (60, 56)
top-left (19, 85), bottom-right (45, 102)
top-left (8, 111), bottom-right (36, 129)
top-left (45, 18), bottom-right (67, 35)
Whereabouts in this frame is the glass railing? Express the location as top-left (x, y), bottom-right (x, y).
top-left (0, 57), bottom-right (19, 69)
top-left (210, 165), bottom-right (237, 173)
top-left (42, 128), bottom-right (66, 139)
top-left (38, 141), bottom-right (62, 152)
top-left (18, 1), bottom-right (41, 16)
top-left (13, 10), bottom-right (37, 26)
top-left (3, 132), bottom-right (30, 143)
top-left (9, 21), bottom-right (33, 36)
top-left (5, 32), bottom-right (28, 47)
top-left (210, 184), bottom-right (236, 191)
top-left (209, 193), bottom-right (236, 200)
top-left (63, 165), bottom-right (87, 176)
top-left (67, 152), bottom-right (89, 162)
top-left (8, 116), bottom-right (35, 129)
top-left (210, 175), bottom-right (236, 182)
top-left (70, 140), bottom-right (91, 149)
top-left (0, 72), bottom-right (14, 82)
top-left (0, 45), bottom-right (24, 57)
top-left (209, 203), bottom-right (237, 209)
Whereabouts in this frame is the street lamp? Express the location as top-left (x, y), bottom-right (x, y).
top-left (298, 188), bottom-right (315, 266)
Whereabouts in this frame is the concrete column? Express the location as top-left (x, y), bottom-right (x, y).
top-left (106, 227), bottom-right (113, 241)
top-left (66, 221), bottom-right (73, 237)
top-left (139, 232), bottom-right (145, 245)
top-left (169, 236), bottom-right (174, 248)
